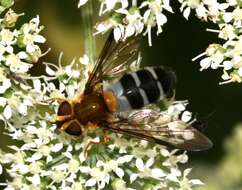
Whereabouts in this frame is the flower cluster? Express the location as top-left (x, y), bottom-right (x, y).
top-left (182, 0), bottom-right (242, 84)
top-left (0, 6), bottom-right (46, 75)
top-left (0, 1), bottom-right (205, 189)
top-left (0, 51), bottom-right (203, 189)
top-left (79, 0), bottom-right (173, 46)
top-left (196, 123), bottom-right (242, 190)
top-left (0, 0), bottom-right (47, 131)
top-left (78, 0), bottom-right (242, 85)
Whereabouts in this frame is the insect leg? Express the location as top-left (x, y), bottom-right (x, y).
top-left (59, 119), bottom-right (77, 131)
top-left (102, 129), bottom-right (110, 144)
top-left (56, 115), bottom-right (72, 122)
top-left (84, 140), bottom-right (101, 158)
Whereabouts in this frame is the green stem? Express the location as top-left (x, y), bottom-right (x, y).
top-left (81, 0), bottom-right (96, 64)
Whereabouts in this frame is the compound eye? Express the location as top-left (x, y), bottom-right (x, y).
top-left (58, 101), bottom-right (72, 116)
top-left (65, 120), bottom-right (83, 136)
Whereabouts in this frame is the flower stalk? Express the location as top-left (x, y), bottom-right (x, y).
top-left (81, 0), bottom-right (96, 65)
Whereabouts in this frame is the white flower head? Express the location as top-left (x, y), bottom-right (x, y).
top-left (0, 51), bottom-right (202, 189)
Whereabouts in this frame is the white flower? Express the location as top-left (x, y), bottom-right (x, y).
top-left (111, 178), bottom-right (127, 190)
top-left (79, 54), bottom-right (89, 65)
top-left (92, 0), bottom-right (173, 46)
top-left (20, 15), bottom-right (46, 53)
top-left (26, 174), bottom-right (41, 186)
top-left (117, 7), bottom-right (144, 39)
top-left (99, 0), bottom-right (128, 15)
top-left (178, 168), bottom-right (204, 190)
top-left (181, 111), bottom-right (192, 122)
top-left (0, 78), bottom-right (11, 94)
top-left (5, 53), bottom-right (32, 73)
top-left (0, 1), bottom-right (204, 187)
top-left (94, 18), bottom-right (116, 35)
top-left (0, 58), bottom-right (201, 189)
top-left (0, 28), bottom-right (17, 47)
top-left (141, 0), bottom-right (169, 45)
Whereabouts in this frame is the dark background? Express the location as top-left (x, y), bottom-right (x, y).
top-left (7, 0), bottom-right (242, 167)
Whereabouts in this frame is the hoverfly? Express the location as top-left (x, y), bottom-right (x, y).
top-left (56, 32), bottom-right (212, 154)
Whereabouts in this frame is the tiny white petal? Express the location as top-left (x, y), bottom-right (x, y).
top-left (21, 142), bottom-right (37, 150)
top-left (181, 111), bottom-right (192, 122)
top-left (47, 155), bottom-right (53, 163)
top-left (26, 44), bottom-right (35, 53)
top-left (68, 159), bottom-right (79, 173)
top-left (183, 7), bottom-right (191, 20)
top-left (46, 66), bottom-right (56, 76)
top-left (0, 79), bottom-right (11, 93)
top-left (200, 57), bottom-right (212, 70)
top-left (0, 97), bottom-right (7, 106)
top-left (190, 179), bottom-right (204, 185)
top-left (223, 12), bottom-right (233, 23)
top-left (85, 178), bottom-right (96, 187)
top-left (223, 61), bottom-right (233, 70)
top-left (3, 105), bottom-right (12, 120)
top-left (167, 173), bottom-right (179, 182)
top-left (143, 10), bottom-right (151, 22)
top-left (151, 168), bottom-right (166, 178)
top-left (26, 152), bottom-right (43, 162)
top-left (146, 158), bottom-right (154, 168)
top-left (51, 143), bottom-right (63, 152)
top-left (17, 164), bottom-right (29, 174)
top-left (5, 46), bottom-right (13, 53)
top-left (177, 153), bottom-right (189, 163)
top-left (79, 54), bottom-right (89, 65)
top-left (115, 167), bottom-right (124, 178)
top-left (96, 160), bottom-right (105, 167)
top-left (78, 0), bottom-right (88, 7)
top-left (238, 67), bottom-right (242, 76)
top-left (130, 173), bottom-right (138, 183)
top-left (156, 13), bottom-right (167, 26)
top-left (79, 166), bottom-right (91, 173)
top-left (62, 152), bottom-right (72, 159)
top-left (54, 163), bottom-right (68, 171)
top-left (113, 28), bottom-right (122, 42)
top-left (117, 155), bottom-right (133, 164)
top-left (18, 104), bottom-right (28, 115)
top-left (79, 153), bottom-right (86, 163)
top-left (184, 168), bottom-right (192, 177)
top-left (32, 174), bottom-right (40, 186)
top-left (59, 82), bottom-right (66, 92)
top-left (67, 145), bottom-right (73, 152)
top-left (136, 158), bottom-right (144, 171)
top-left (34, 35), bottom-right (46, 43)
top-left (160, 149), bottom-right (170, 157)
top-left (222, 71), bottom-right (231, 80)
top-left (18, 52), bottom-right (28, 59)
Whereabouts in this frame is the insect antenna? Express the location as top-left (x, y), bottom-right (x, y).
top-left (192, 110), bottom-right (216, 132)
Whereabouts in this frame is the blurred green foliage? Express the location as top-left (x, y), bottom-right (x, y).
top-left (194, 123), bottom-right (242, 190)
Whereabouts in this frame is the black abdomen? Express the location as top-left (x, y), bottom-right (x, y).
top-left (105, 66), bottom-right (176, 111)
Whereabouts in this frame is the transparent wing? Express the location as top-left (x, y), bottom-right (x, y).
top-left (115, 109), bottom-right (164, 125)
top-left (103, 110), bottom-right (213, 151)
top-left (84, 32), bottom-right (141, 94)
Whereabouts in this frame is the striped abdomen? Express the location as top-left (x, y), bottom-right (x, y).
top-left (105, 66), bottom-right (176, 111)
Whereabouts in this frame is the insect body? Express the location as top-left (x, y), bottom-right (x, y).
top-left (57, 66), bottom-right (175, 134)
top-left (105, 66), bottom-right (176, 111)
top-left (56, 33), bottom-right (212, 152)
